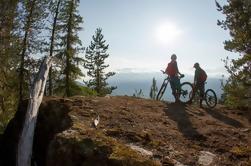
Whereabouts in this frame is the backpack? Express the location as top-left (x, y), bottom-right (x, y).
top-left (199, 69), bottom-right (207, 82)
top-left (166, 62), bottom-right (177, 76)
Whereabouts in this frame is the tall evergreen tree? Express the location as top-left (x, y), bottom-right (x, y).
top-left (150, 77), bottom-right (158, 99)
top-left (18, 0), bottom-right (49, 103)
top-left (47, 0), bottom-right (62, 95)
top-left (0, 0), bottom-right (19, 47)
top-left (0, 0), bottom-right (20, 91)
top-left (0, 0), bottom-right (20, 131)
top-left (0, 0), bottom-right (20, 85)
top-left (57, 0), bottom-right (84, 97)
top-left (216, 0), bottom-right (251, 108)
top-left (84, 28), bottom-right (116, 96)
top-left (133, 89), bottom-right (144, 98)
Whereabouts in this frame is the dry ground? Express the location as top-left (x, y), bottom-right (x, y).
top-left (58, 96), bottom-right (251, 165)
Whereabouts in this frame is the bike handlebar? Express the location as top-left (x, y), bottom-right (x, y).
top-left (160, 70), bottom-right (185, 79)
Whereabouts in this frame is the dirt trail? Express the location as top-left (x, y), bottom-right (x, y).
top-left (65, 96), bottom-right (250, 165)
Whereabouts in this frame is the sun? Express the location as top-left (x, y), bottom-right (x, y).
top-left (155, 22), bottom-right (182, 45)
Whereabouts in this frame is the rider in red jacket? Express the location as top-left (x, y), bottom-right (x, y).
top-left (165, 54), bottom-right (182, 102)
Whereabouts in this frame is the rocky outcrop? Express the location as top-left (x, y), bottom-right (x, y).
top-left (1, 96), bottom-right (250, 165)
top-left (0, 100), bottom-right (28, 166)
top-left (1, 97), bottom-right (160, 166)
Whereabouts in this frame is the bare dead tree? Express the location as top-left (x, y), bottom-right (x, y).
top-left (17, 56), bottom-right (52, 166)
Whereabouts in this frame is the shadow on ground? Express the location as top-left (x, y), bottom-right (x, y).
top-left (164, 103), bottom-right (206, 141)
top-left (205, 108), bottom-right (243, 128)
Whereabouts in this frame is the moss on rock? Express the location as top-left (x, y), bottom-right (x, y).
top-left (46, 130), bottom-right (160, 166)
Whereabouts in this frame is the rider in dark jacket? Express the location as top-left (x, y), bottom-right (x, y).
top-left (193, 62), bottom-right (207, 107)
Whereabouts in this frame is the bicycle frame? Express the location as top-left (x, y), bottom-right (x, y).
top-left (156, 73), bottom-right (193, 103)
top-left (156, 77), bottom-right (170, 100)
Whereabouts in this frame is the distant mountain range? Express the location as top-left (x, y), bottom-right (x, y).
top-left (108, 72), bottom-right (224, 102)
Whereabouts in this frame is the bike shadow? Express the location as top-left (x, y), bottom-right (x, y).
top-left (204, 108), bottom-right (243, 128)
top-left (163, 103), bottom-right (206, 141)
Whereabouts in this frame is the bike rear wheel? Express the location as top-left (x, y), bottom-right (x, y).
top-left (205, 89), bottom-right (217, 108)
top-left (156, 79), bottom-right (168, 100)
top-left (179, 82), bottom-right (193, 104)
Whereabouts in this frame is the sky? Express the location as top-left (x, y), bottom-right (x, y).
top-left (78, 0), bottom-right (238, 77)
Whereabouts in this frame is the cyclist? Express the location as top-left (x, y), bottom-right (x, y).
top-left (193, 63), bottom-right (207, 107)
top-left (165, 54), bottom-right (183, 103)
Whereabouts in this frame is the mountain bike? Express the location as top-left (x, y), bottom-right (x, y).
top-left (190, 83), bottom-right (217, 108)
top-left (156, 71), bottom-right (193, 104)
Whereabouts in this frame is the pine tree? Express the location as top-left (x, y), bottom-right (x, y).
top-left (47, 0), bottom-right (62, 95)
top-left (0, 0), bottom-right (20, 84)
top-left (18, 0), bottom-right (50, 103)
top-left (216, 0), bottom-right (251, 108)
top-left (0, 0), bottom-right (19, 47)
top-left (133, 89), bottom-right (144, 98)
top-left (0, 0), bottom-right (20, 132)
top-left (84, 28), bottom-right (116, 96)
top-left (0, 0), bottom-right (20, 88)
top-left (56, 0), bottom-right (84, 97)
top-left (150, 77), bottom-right (158, 99)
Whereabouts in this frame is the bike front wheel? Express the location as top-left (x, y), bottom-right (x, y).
top-left (179, 82), bottom-right (193, 104)
top-left (205, 89), bottom-right (217, 108)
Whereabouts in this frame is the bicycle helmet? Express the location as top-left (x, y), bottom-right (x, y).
top-left (193, 62), bottom-right (200, 68)
top-left (171, 54), bottom-right (177, 60)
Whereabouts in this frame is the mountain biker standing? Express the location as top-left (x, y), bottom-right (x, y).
top-left (193, 63), bottom-right (207, 107)
top-left (165, 54), bottom-right (183, 103)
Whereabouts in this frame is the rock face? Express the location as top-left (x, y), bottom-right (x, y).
top-left (0, 100), bottom-right (29, 166)
top-left (1, 96), bottom-right (251, 165)
top-left (1, 97), bottom-right (160, 166)
top-left (41, 97), bottom-right (160, 166)
top-left (0, 98), bottom-right (72, 166)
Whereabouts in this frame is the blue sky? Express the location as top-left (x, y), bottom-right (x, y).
top-left (78, 0), bottom-right (237, 77)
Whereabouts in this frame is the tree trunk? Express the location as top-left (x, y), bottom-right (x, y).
top-left (17, 56), bottom-right (52, 166)
top-left (65, 0), bottom-right (74, 97)
top-left (48, 67), bottom-right (53, 95)
top-left (19, 0), bottom-right (36, 104)
top-left (0, 95), bottom-right (5, 112)
top-left (48, 0), bottom-right (61, 96)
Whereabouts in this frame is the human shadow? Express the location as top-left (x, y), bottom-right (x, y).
top-left (164, 103), bottom-right (206, 141)
top-left (204, 108), bottom-right (243, 128)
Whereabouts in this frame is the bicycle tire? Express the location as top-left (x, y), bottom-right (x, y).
top-left (179, 82), bottom-right (193, 104)
top-left (156, 79), bottom-right (168, 100)
top-left (205, 89), bottom-right (217, 108)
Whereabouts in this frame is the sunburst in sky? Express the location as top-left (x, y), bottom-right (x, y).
top-left (155, 22), bottom-right (183, 45)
